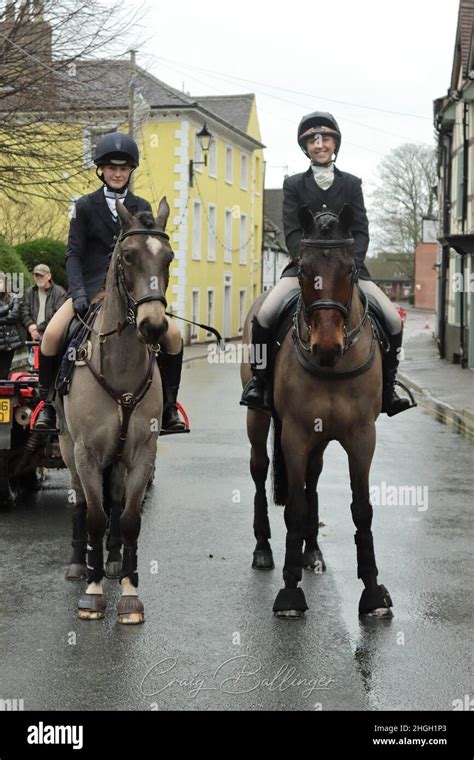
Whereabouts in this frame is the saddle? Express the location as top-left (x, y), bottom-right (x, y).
top-left (55, 303), bottom-right (102, 396)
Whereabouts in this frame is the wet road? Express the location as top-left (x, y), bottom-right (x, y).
top-left (0, 349), bottom-right (472, 711)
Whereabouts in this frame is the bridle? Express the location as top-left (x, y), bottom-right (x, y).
top-left (76, 226), bottom-right (174, 460)
top-left (292, 219), bottom-right (377, 379)
top-left (295, 233), bottom-right (370, 354)
top-left (115, 227), bottom-right (171, 325)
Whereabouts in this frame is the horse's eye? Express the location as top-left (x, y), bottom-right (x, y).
top-left (122, 249), bottom-right (135, 265)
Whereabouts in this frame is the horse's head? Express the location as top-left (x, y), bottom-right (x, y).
top-left (116, 197), bottom-right (174, 344)
top-left (297, 204), bottom-right (356, 367)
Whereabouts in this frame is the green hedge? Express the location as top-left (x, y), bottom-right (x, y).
top-left (15, 238), bottom-right (67, 289)
top-left (0, 237), bottom-right (33, 295)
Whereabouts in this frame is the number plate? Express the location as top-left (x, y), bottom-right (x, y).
top-left (0, 399), bottom-right (11, 424)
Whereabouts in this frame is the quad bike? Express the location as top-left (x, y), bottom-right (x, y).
top-left (0, 342), bottom-right (65, 508)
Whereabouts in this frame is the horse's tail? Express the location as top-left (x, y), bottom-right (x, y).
top-left (272, 413), bottom-right (287, 506)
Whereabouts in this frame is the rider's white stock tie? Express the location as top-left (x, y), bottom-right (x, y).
top-left (312, 162), bottom-right (335, 191)
top-left (104, 187), bottom-right (128, 219)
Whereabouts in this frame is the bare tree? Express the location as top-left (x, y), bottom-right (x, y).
top-left (369, 143), bottom-right (438, 255)
top-left (0, 0), bottom-right (146, 201)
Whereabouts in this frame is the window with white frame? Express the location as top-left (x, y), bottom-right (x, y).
top-left (84, 126), bottom-right (118, 168)
top-left (193, 201), bottom-right (202, 260)
top-left (191, 290), bottom-right (200, 341)
top-left (206, 289), bottom-right (216, 339)
top-left (239, 213), bottom-right (248, 265)
top-left (240, 153), bottom-right (248, 190)
top-left (238, 289), bottom-right (246, 334)
top-left (225, 146), bottom-right (233, 183)
top-left (209, 139), bottom-right (217, 177)
top-left (224, 209), bottom-right (232, 264)
top-left (194, 131), bottom-right (204, 172)
top-left (208, 204), bottom-right (216, 261)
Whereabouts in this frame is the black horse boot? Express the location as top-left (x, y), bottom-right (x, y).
top-left (240, 316), bottom-right (272, 410)
top-left (160, 342), bottom-right (187, 433)
top-left (382, 327), bottom-right (416, 417)
top-left (33, 350), bottom-right (59, 431)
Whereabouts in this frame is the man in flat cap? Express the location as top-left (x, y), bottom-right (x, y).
top-left (21, 264), bottom-right (67, 342)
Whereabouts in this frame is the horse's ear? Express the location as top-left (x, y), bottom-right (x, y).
top-left (116, 200), bottom-right (134, 229)
top-left (339, 204), bottom-right (353, 233)
top-left (156, 196), bottom-right (170, 231)
top-left (298, 205), bottom-right (314, 235)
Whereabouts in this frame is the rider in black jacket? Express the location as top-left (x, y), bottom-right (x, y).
top-left (34, 132), bottom-right (187, 432)
top-left (240, 112), bottom-right (412, 417)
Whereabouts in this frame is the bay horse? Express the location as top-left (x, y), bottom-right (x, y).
top-left (58, 198), bottom-right (173, 624)
top-left (241, 205), bottom-right (393, 618)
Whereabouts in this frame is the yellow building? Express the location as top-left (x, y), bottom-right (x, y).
top-left (0, 29), bottom-right (265, 343)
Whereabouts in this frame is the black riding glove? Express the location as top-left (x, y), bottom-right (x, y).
top-left (73, 295), bottom-right (89, 317)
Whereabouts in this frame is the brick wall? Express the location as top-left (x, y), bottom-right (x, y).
top-left (414, 243), bottom-right (437, 309)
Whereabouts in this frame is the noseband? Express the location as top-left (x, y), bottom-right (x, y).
top-left (116, 228), bottom-right (171, 324)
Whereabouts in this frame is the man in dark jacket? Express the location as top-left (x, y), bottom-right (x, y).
top-left (33, 132), bottom-right (187, 432)
top-left (240, 111), bottom-right (412, 417)
top-left (21, 264), bottom-right (66, 342)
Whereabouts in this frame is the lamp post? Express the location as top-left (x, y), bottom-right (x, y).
top-left (189, 123), bottom-right (212, 186)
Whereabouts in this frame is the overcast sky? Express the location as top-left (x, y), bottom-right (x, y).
top-left (132, 0), bottom-right (458, 197)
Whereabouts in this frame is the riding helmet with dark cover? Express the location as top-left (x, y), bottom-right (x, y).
top-left (93, 132), bottom-right (140, 168)
top-left (297, 112), bottom-right (342, 158)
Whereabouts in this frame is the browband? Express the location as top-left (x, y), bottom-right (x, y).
top-left (119, 228), bottom-right (170, 242)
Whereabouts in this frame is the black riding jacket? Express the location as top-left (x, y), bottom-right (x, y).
top-left (282, 165), bottom-right (370, 280)
top-left (66, 188), bottom-right (153, 301)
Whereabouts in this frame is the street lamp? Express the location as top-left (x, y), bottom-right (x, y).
top-left (189, 123), bottom-right (212, 186)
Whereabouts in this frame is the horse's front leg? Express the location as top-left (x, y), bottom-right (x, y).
top-left (303, 443), bottom-right (327, 572)
top-left (74, 444), bottom-right (108, 620)
top-left (273, 422), bottom-right (310, 618)
top-left (104, 464), bottom-right (124, 579)
top-left (343, 424), bottom-right (393, 617)
top-left (118, 449), bottom-right (156, 625)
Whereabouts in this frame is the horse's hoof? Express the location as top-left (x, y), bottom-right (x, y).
top-left (105, 561), bottom-right (122, 579)
top-left (303, 549), bottom-right (326, 572)
top-left (359, 584), bottom-right (393, 617)
top-left (78, 593), bottom-right (106, 620)
top-left (252, 549), bottom-right (274, 570)
top-left (65, 563), bottom-right (87, 581)
top-left (117, 596), bottom-right (144, 625)
top-left (273, 587), bottom-right (307, 618)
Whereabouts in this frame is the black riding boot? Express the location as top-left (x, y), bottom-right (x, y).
top-left (160, 342), bottom-right (187, 433)
top-left (240, 316), bottom-right (272, 410)
top-left (382, 328), bottom-right (416, 417)
top-left (33, 351), bottom-right (59, 431)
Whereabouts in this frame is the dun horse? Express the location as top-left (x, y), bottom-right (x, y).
top-left (241, 205), bottom-right (393, 619)
top-left (59, 198), bottom-right (174, 624)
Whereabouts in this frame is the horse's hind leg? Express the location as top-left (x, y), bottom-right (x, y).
top-left (303, 444), bottom-right (327, 572)
top-left (104, 464), bottom-right (123, 579)
top-left (247, 409), bottom-right (274, 569)
top-left (343, 425), bottom-right (393, 617)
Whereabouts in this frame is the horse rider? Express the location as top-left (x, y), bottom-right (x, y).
top-left (240, 111), bottom-right (412, 417)
top-left (33, 132), bottom-right (187, 432)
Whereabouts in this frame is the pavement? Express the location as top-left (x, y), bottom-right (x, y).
top-left (398, 309), bottom-right (474, 441)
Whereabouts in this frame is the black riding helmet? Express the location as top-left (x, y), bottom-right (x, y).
top-left (297, 112), bottom-right (341, 159)
top-left (94, 132), bottom-right (139, 191)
